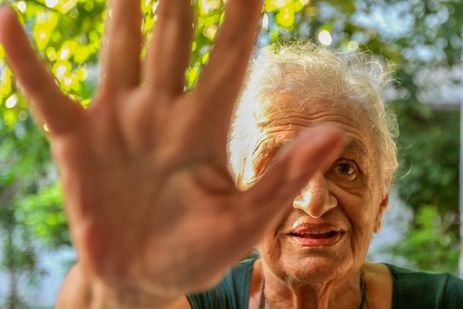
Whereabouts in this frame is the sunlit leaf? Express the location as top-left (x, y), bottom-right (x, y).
top-left (3, 109), bottom-right (17, 127)
top-left (32, 12), bottom-right (59, 50)
top-left (275, 6), bottom-right (295, 28)
top-left (0, 67), bottom-right (13, 102)
top-left (265, 0), bottom-right (292, 12)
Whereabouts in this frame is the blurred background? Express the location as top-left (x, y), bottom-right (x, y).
top-left (0, 0), bottom-right (461, 307)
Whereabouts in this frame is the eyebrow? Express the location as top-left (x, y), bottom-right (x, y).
top-left (253, 132), bottom-right (371, 164)
top-left (343, 138), bottom-right (369, 157)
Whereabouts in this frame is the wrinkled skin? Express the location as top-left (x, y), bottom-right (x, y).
top-left (0, 0), bottom-right (343, 306)
top-left (252, 97), bottom-right (389, 308)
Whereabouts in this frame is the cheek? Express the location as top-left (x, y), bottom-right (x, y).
top-left (258, 235), bottom-right (283, 268)
top-left (351, 205), bottom-right (376, 233)
top-left (258, 212), bottom-right (293, 268)
top-left (258, 206), bottom-right (293, 253)
top-left (338, 192), bottom-right (377, 241)
top-left (347, 207), bottom-right (380, 262)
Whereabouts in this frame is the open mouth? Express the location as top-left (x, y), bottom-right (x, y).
top-left (289, 230), bottom-right (339, 239)
top-left (287, 226), bottom-right (344, 247)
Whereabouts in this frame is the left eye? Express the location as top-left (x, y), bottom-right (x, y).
top-left (333, 160), bottom-right (358, 180)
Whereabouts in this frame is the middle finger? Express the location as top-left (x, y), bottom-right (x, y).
top-left (144, 0), bottom-right (194, 97)
top-left (100, 0), bottom-right (143, 90)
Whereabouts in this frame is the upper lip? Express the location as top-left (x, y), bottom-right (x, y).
top-left (286, 223), bottom-right (344, 236)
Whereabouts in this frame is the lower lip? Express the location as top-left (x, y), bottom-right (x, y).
top-left (288, 232), bottom-right (343, 247)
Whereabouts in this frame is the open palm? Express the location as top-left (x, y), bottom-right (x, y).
top-left (0, 0), bottom-right (342, 301)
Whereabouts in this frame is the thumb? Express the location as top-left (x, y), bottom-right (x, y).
top-left (241, 126), bottom-right (344, 230)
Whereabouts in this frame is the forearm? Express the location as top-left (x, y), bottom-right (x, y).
top-left (56, 263), bottom-right (189, 309)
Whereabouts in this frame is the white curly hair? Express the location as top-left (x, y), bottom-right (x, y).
top-left (228, 43), bottom-right (399, 193)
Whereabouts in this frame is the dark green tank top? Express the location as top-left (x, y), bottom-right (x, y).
top-left (187, 258), bottom-right (463, 308)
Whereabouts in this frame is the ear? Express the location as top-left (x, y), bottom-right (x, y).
top-left (373, 194), bottom-right (389, 233)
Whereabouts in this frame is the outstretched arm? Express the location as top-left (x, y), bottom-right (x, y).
top-left (56, 263), bottom-right (189, 308)
top-left (0, 0), bottom-right (343, 307)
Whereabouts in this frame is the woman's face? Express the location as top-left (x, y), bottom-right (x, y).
top-left (255, 95), bottom-right (389, 284)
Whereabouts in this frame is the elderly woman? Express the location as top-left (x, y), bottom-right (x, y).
top-left (0, 0), bottom-right (462, 308)
top-left (185, 45), bottom-right (463, 309)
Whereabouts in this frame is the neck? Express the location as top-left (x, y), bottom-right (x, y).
top-left (257, 261), bottom-right (366, 309)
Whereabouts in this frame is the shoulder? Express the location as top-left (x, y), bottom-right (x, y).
top-left (385, 264), bottom-right (463, 309)
top-left (187, 257), bottom-right (257, 309)
top-left (362, 263), bottom-right (393, 309)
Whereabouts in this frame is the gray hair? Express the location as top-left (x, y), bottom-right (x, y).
top-left (228, 43), bottom-right (399, 193)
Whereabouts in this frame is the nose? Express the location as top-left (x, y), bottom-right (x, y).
top-left (293, 172), bottom-right (337, 218)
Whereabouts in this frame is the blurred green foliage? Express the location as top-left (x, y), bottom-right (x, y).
top-left (389, 205), bottom-right (459, 271)
top-left (0, 0), bottom-right (461, 305)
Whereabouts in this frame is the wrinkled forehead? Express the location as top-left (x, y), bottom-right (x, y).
top-left (230, 92), bottom-right (385, 186)
top-left (254, 94), bottom-right (381, 163)
top-left (257, 94), bottom-right (369, 131)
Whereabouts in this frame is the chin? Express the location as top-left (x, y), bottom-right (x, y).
top-left (259, 237), bottom-right (357, 284)
top-left (284, 254), bottom-right (353, 284)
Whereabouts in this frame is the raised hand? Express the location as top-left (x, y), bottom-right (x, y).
top-left (0, 0), bottom-right (343, 305)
